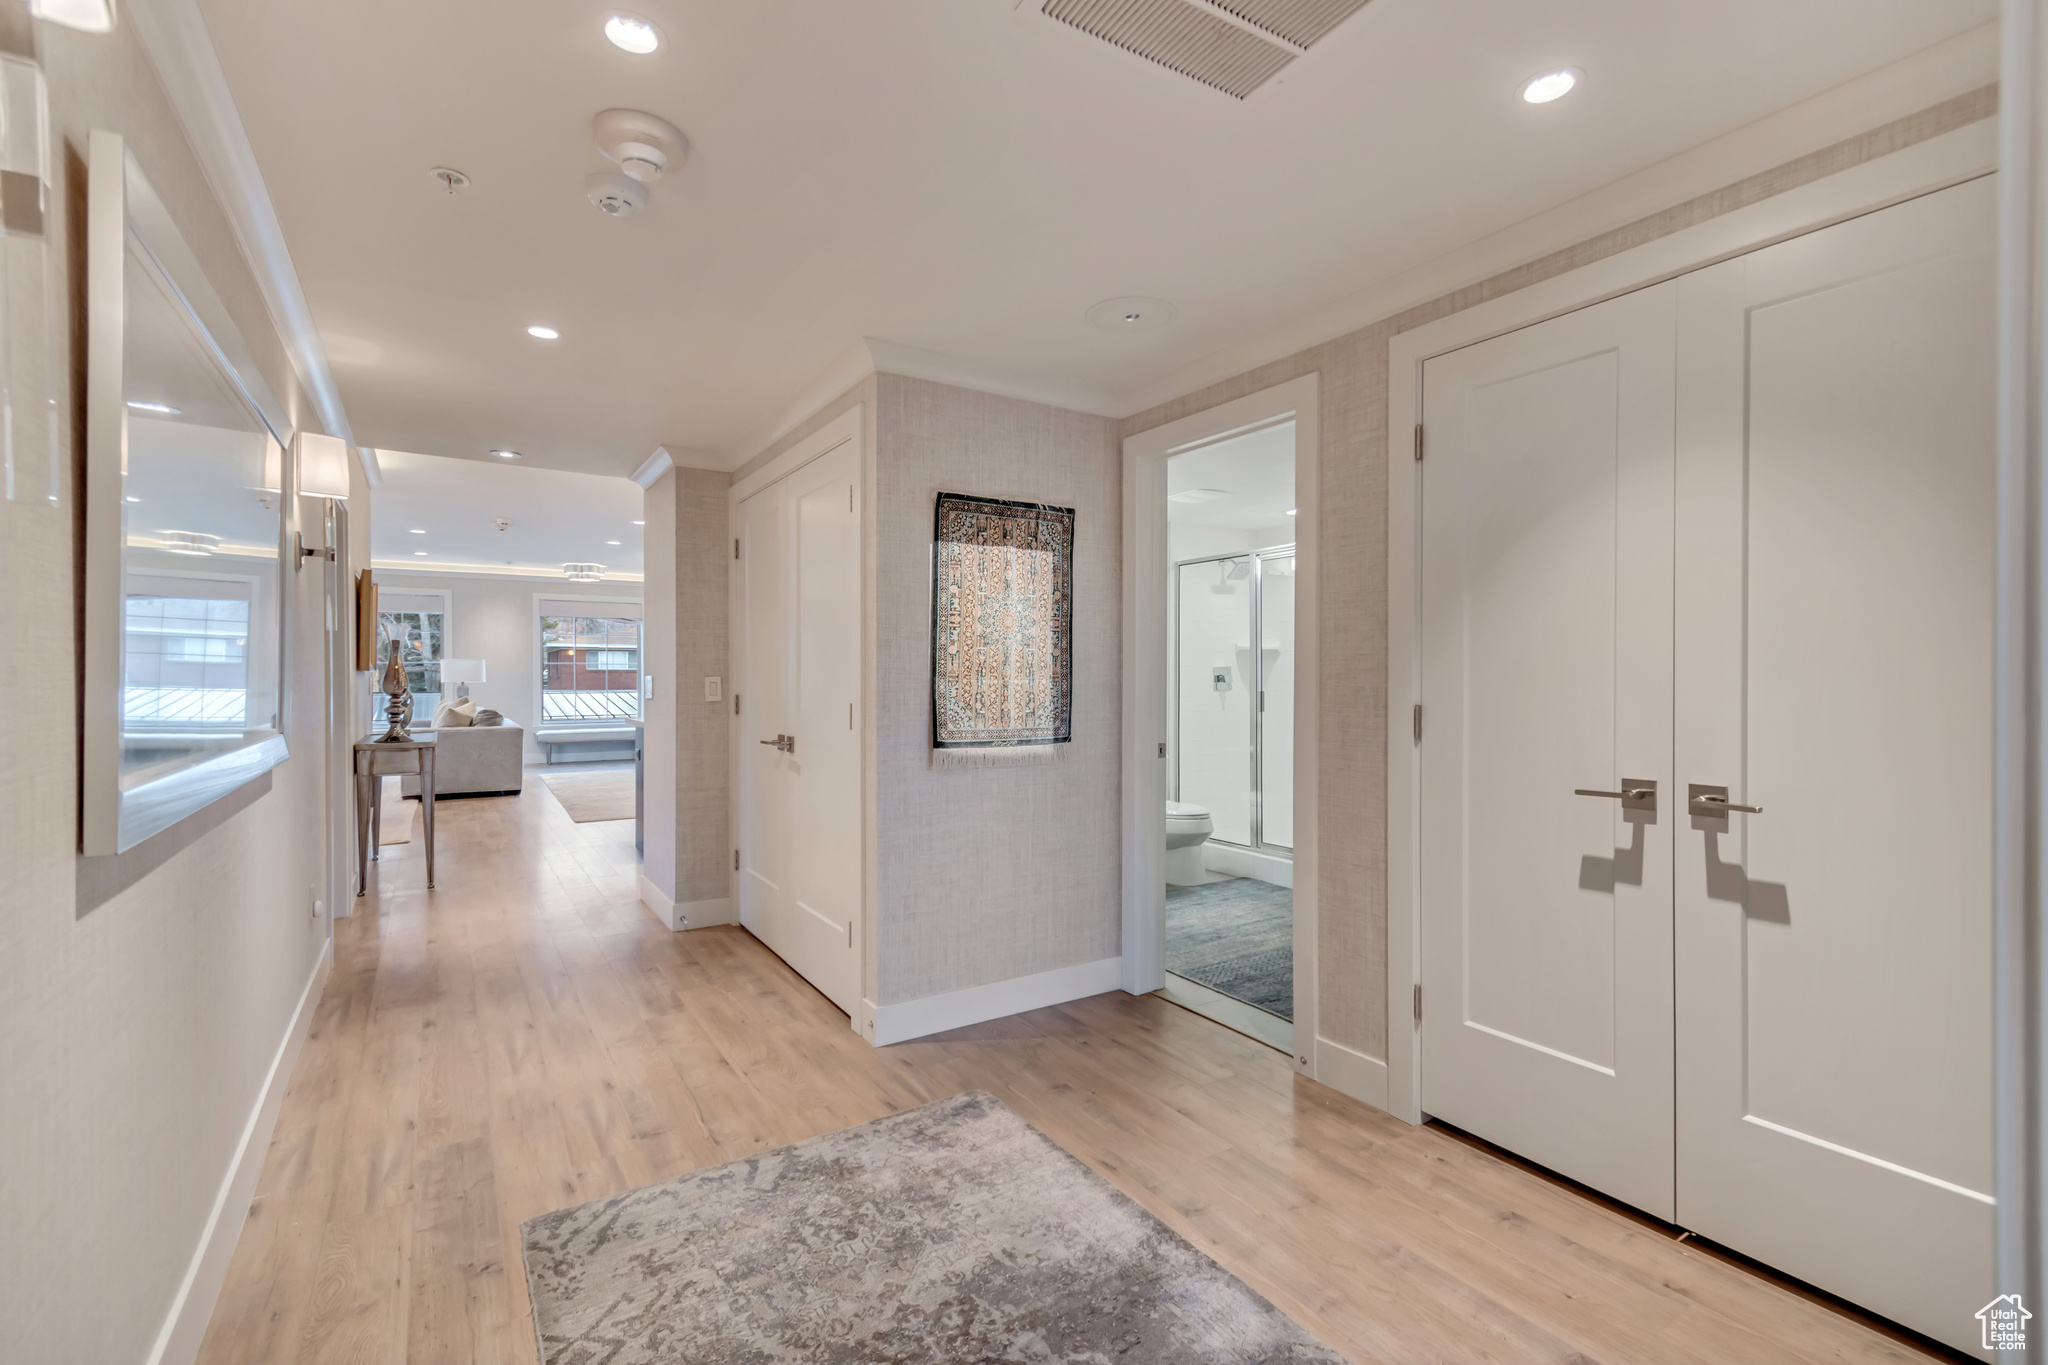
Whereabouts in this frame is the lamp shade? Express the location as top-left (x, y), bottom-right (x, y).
top-left (294, 431), bottom-right (350, 500)
top-left (440, 658), bottom-right (486, 685)
top-left (31, 0), bottom-right (114, 34)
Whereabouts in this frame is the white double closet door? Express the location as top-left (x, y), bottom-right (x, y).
top-left (1419, 178), bottom-right (1994, 1355)
top-left (736, 437), bottom-right (862, 1016)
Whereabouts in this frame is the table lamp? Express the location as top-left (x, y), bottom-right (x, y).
top-left (441, 658), bottom-right (486, 701)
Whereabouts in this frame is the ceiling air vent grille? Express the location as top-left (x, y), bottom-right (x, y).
top-left (1040, 0), bottom-right (1296, 100)
top-left (1206, 0), bottom-right (1373, 49)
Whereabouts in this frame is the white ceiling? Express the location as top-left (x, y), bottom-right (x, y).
top-left (1168, 421), bottom-right (1295, 531)
top-left (197, 0), bottom-right (1992, 476)
top-left (369, 449), bottom-right (644, 578)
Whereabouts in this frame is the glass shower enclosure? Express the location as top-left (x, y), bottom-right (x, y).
top-left (1174, 543), bottom-right (1295, 858)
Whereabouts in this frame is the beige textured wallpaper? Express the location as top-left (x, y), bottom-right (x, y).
top-left (674, 466), bottom-right (732, 905)
top-left (1119, 84), bottom-right (1996, 1061)
top-left (0, 9), bottom-right (338, 1361)
top-left (873, 374), bottom-right (1121, 1004)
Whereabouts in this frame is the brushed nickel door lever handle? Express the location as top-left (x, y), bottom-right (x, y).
top-left (1689, 783), bottom-right (1761, 816)
top-left (1574, 779), bottom-right (1657, 812)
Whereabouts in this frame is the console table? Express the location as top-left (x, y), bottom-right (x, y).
top-left (355, 736), bottom-right (436, 895)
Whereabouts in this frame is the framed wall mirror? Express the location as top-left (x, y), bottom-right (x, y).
top-left (83, 130), bottom-right (295, 855)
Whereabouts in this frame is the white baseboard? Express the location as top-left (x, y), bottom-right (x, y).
top-left (637, 872), bottom-right (677, 928)
top-left (1203, 842), bottom-right (1293, 888)
top-left (868, 955), bottom-right (1123, 1046)
top-left (678, 897), bottom-right (734, 929)
top-left (1313, 1034), bottom-right (1389, 1112)
top-left (147, 937), bottom-right (332, 1365)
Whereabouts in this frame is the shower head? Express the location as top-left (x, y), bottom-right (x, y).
top-left (1227, 561), bottom-right (1251, 580)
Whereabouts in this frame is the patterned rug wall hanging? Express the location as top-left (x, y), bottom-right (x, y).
top-left (931, 492), bottom-right (1075, 767)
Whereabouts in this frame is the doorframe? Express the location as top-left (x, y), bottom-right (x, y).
top-left (727, 406), bottom-right (868, 1034)
top-left (1384, 120), bottom-right (1997, 1125)
top-left (1121, 374), bottom-right (1321, 1076)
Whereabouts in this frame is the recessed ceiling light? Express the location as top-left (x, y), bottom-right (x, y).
top-left (127, 400), bottom-right (180, 414)
top-left (1168, 488), bottom-right (1229, 504)
top-left (125, 496), bottom-right (141, 503)
top-left (409, 528), bottom-right (426, 534)
top-left (491, 449), bottom-right (522, 459)
top-left (630, 520), bottom-right (644, 525)
top-left (1521, 68), bottom-right (1579, 104)
top-left (527, 325), bottom-right (559, 340)
top-left (415, 550), bottom-right (429, 556)
top-left (604, 12), bottom-right (662, 54)
top-left (1286, 508), bottom-right (1298, 515)
top-left (606, 539), bottom-right (621, 545)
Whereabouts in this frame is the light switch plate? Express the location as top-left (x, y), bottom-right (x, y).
top-left (704, 676), bottom-right (722, 702)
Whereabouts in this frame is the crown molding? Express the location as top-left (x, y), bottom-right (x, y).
top-left (126, 0), bottom-right (354, 446)
top-left (630, 447), bottom-right (674, 488)
top-left (729, 337), bottom-right (1124, 472)
top-left (862, 338), bottom-right (1117, 416)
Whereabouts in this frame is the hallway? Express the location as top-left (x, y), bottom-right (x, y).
top-left (193, 784), bottom-right (1945, 1365)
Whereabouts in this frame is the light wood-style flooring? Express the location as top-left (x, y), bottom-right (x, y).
top-left (195, 777), bottom-right (1950, 1365)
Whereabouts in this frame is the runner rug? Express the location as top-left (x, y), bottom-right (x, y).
top-left (520, 1091), bottom-right (1344, 1364)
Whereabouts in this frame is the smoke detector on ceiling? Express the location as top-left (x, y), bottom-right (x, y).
top-left (586, 172), bottom-right (650, 217)
top-left (431, 167), bottom-right (470, 195)
top-left (493, 518), bottom-right (513, 532)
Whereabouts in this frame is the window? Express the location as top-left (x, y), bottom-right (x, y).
top-left (368, 592), bottom-right (447, 733)
top-left (540, 608), bottom-right (642, 721)
top-left (124, 587), bottom-right (253, 730)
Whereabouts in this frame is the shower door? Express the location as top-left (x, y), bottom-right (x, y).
top-left (1174, 543), bottom-right (1294, 857)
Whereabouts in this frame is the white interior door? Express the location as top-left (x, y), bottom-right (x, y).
top-left (1419, 283), bottom-right (1678, 1219)
top-left (735, 439), bottom-right (862, 1016)
top-left (785, 444), bottom-right (862, 1014)
top-left (1672, 177), bottom-right (1996, 1355)
top-left (737, 481), bottom-right (791, 951)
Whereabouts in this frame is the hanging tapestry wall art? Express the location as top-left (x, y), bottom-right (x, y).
top-left (931, 492), bottom-right (1075, 767)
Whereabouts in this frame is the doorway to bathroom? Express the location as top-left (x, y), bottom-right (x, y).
top-left (1122, 374), bottom-right (1319, 1072)
top-left (1162, 424), bottom-right (1297, 1051)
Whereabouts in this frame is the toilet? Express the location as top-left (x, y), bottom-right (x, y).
top-left (1165, 801), bottom-right (1214, 885)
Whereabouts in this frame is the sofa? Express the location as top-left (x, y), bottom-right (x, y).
top-left (400, 720), bottom-right (524, 798)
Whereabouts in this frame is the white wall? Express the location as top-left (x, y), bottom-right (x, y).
top-left (0, 12), bottom-right (339, 1361)
top-left (369, 569), bottom-right (643, 764)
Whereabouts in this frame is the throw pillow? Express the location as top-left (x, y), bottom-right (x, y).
top-left (432, 696), bottom-right (477, 728)
top-left (473, 709), bottom-right (504, 727)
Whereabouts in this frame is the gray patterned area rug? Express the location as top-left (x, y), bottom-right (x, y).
top-left (1166, 878), bottom-right (1294, 1020)
top-left (520, 1091), bottom-right (1345, 1364)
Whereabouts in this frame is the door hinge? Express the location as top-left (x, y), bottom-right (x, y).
top-left (1413, 424), bottom-right (1424, 461)
top-left (846, 920), bottom-right (852, 947)
top-left (734, 537), bottom-right (740, 559)
top-left (849, 701), bottom-right (854, 729)
top-left (735, 849), bottom-right (740, 871)
top-left (1414, 983), bottom-right (1423, 1023)
top-left (1413, 703), bottom-right (1422, 743)
top-left (849, 483), bottom-right (854, 512)
top-left (734, 694), bottom-right (740, 716)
